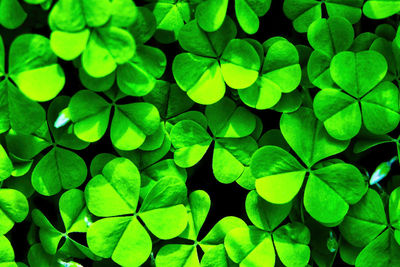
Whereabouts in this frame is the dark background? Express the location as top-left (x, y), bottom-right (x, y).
top-left (1, 0), bottom-right (399, 266)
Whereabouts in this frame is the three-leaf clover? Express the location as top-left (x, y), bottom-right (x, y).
top-left (6, 96), bottom-right (88, 196)
top-left (313, 50), bottom-right (400, 140)
top-left (250, 107), bottom-right (367, 224)
top-left (238, 37), bottom-right (301, 110)
top-left (31, 189), bottom-right (97, 259)
top-left (172, 17), bottom-right (262, 105)
top-left (170, 97), bottom-right (259, 184)
top-left (68, 89), bottom-right (160, 151)
top-left (224, 190), bottom-right (311, 267)
top-left (85, 157), bottom-right (188, 266)
top-left (339, 187), bottom-right (400, 266)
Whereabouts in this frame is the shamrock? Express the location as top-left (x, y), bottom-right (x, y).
top-left (172, 17), bottom-right (262, 105)
top-left (238, 37), bottom-right (301, 110)
top-left (6, 96), bottom-right (88, 196)
top-left (224, 190), bottom-right (311, 267)
top-left (68, 89), bottom-right (160, 151)
top-left (110, 81), bottom-right (194, 169)
top-left (49, 0), bottom-right (137, 78)
top-left (283, 0), bottom-right (363, 33)
top-left (339, 187), bottom-right (400, 266)
top-left (85, 157), bottom-right (188, 266)
top-left (31, 189), bottom-right (97, 259)
top-left (170, 97), bottom-right (259, 184)
top-left (104, 81), bottom-right (195, 169)
top-left (250, 107), bottom-right (367, 224)
top-left (313, 50), bottom-right (400, 140)
top-left (156, 190), bottom-right (247, 267)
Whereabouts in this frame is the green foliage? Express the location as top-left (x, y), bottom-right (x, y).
top-left (1, 1), bottom-right (400, 267)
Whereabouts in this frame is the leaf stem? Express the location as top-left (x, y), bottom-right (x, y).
top-left (302, 87), bottom-right (313, 108)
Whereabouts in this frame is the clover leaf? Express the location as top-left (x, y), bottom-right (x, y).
top-left (235, 0), bottom-right (271, 34)
top-left (283, 0), bottom-right (363, 33)
top-left (0, 188), bottom-right (28, 235)
top-left (339, 187), bottom-right (400, 266)
top-left (313, 50), bottom-right (400, 140)
top-left (0, 235), bottom-right (17, 266)
top-left (250, 107), bottom-right (366, 224)
top-left (195, 0), bottom-right (229, 32)
top-left (0, 0), bottom-right (27, 29)
top-left (85, 157), bottom-right (188, 266)
top-left (4, 34), bottom-right (65, 102)
top-left (363, 0), bottom-right (400, 19)
top-left (31, 189), bottom-right (97, 259)
top-left (0, 79), bottom-right (45, 135)
top-left (68, 89), bottom-right (160, 150)
top-left (224, 190), bottom-right (310, 267)
top-left (238, 37), bottom-right (301, 110)
top-left (0, 144), bottom-right (12, 181)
